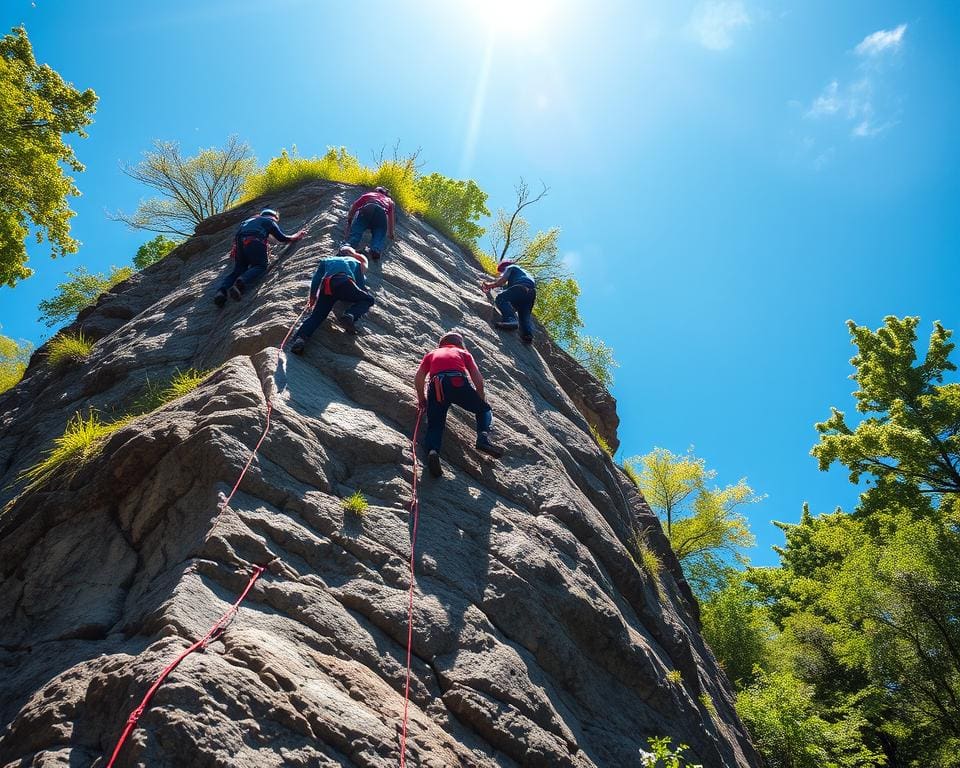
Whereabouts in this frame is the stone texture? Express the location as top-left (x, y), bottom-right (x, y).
top-left (0, 180), bottom-right (759, 767)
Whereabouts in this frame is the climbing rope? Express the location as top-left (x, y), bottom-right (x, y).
top-left (104, 564), bottom-right (266, 768)
top-left (399, 406), bottom-right (425, 768)
top-left (104, 299), bottom-right (311, 766)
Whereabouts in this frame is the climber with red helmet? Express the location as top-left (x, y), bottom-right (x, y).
top-left (344, 186), bottom-right (396, 261)
top-left (481, 260), bottom-right (537, 344)
top-left (414, 331), bottom-right (503, 477)
top-left (290, 245), bottom-right (374, 353)
top-left (214, 208), bottom-right (306, 306)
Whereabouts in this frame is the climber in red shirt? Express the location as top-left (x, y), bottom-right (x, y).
top-left (345, 186), bottom-right (396, 260)
top-left (414, 331), bottom-right (503, 477)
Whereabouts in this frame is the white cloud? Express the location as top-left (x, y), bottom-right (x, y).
top-left (688, 1), bottom-right (751, 51)
top-left (855, 23), bottom-right (907, 57)
top-left (807, 80), bottom-right (841, 117)
top-left (801, 22), bottom-right (906, 144)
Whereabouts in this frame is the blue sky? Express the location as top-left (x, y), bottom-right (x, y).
top-left (3, 0), bottom-right (958, 566)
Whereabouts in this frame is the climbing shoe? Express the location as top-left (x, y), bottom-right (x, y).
top-left (495, 321), bottom-right (519, 330)
top-left (290, 337), bottom-right (306, 355)
top-left (476, 432), bottom-right (504, 458)
top-left (521, 334), bottom-right (533, 345)
top-left (228, 282), bottom-right (244, 302)
top-left (369, 249), bottom-right (381, 261)
top-left (213, 290), bottom-right (227, 307)
top-left (341, 313), bottom-right (357, 334)
top-left (427, 450), bottom-right (442, 478)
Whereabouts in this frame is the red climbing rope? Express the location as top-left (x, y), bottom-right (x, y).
top-left (105, 563), bottom-right (266, 768)
top-left (399, 406), bottom-right (424, 768)
top-left (105, 299), bottom-right (311, 766)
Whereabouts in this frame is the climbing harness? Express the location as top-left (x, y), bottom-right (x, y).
top-left (430, 370), bottom-right (467, 404)
top-left (399, 406), bottom-right (425, 768)
top-left (104, 298), bottom-right (311, 766)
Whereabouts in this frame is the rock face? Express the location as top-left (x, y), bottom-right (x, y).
top-left (0, 181), bottom-right (759, 767)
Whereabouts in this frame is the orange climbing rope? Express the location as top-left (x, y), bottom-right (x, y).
top-left (399, 406), bottom-right (425, 768)
top-left (104, 299), bottom-right (311, 767)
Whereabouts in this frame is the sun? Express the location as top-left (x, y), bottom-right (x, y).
top-left (465, 0), bottom-right (559, 39)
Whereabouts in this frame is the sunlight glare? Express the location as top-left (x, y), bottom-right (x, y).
top-left (466, 0), bottom-right (558, 39)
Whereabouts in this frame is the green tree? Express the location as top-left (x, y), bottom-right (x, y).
top-left (625, 447), bottom-right (759, 596)
top-left (700, 572), bottom-right (773, 687)
top-left (568, 335), bottom-right (619, 389)
top-left (737, 669), bottom-right (883, 768)
top-left (0, 26), bottom-right (97, 286)
top-left (133, 234), bottom-right (179, 270)
top-left (37, 265), bottom-right (133, 327)
top-left (532, 276), bottom-right (583, 347)
top-left (0, 333), bottom-right (32, 394)
top-left (813, 316), bottom-right (960, 512)
top-left (416, 173), bottom-right (490, 245)
top-left (114, 135), bottom-right (255, 236)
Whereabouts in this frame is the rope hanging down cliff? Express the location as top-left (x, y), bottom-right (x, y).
top-left (104, 298), bottom-right (311, 767)
top-left (399, 406), bottom-right (425, 768)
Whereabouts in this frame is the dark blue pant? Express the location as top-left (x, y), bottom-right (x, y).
top-left (348, 203), bottom-right (388, 253)
top-left (424, 376), bottom-right (493, 453)
top-left (296, 275), bottom-right (375, 338)
top-left (218, 240), bottom-right (268, 292)
top-left (496, 283), bottom-right (536, 338)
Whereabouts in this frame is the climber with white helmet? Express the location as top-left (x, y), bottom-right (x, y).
top-left (213, 208), bottom-right (306, 306)
top-left (344, 186), bottom-right (396, 261)
top-left (290, 245), bottom-right (374, 353)
top-left (481, 260), bottom-right (537, 344)
top-left (414, 331), bottom-right (503, 477)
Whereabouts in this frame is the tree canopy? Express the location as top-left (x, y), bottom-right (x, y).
top-left (114, 135), bottom-right (255, 236)
top-left (0, 26), bottom-right (97, 287)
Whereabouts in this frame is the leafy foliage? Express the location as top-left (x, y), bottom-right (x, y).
top-left (416, 173), bottom-right (489, 244)
top-left (342, 490), bottom-right (369, 516)
top-left (46, 331), bottom-right (92, 366)
top-left (624, 447), bottom-right (759, 597)
top-left (737, 669), bottom-right (883, 768)
top-left (0, 26), bottom-right (97, 286)
top-left (115, 135), bottom-right (255, 236)
top-left (813, 316), bottom-right (960, 509)
top-left (742, 317), bottom-right (960, 767)
top-left (639, 737), bottom-right (704, 768)
top-left (570, 335), bottom-right (618, 389)
top-left (242, 146), bottom-right (426, 215)
top-left (631, 532), bottom-right (665, 599)
top-left (700, 572), bottom-right (772, 687)
top-left (133, 234), bottom-right (179, 269)
top-left (38, 265), bottom-right (133, 327)
top-left (0, 333), bottom-right (32, 394)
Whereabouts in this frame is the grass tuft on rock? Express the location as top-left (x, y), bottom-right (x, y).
top-left (135, 368), bottom-right (210, 414)
top-left (342, 490), bottom-right (369, 516)
top-left (47, 332), bottom-right (93, 367)
top-left (590, 423), bottom-right (612, 456)
top-left (19, 410), bottom-right (126, 493)
top-left (631, 532), bottom-right (665, 600)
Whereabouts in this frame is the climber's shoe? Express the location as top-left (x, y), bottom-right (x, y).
top-left (341, 313), bottom-right (357, 334)
top-left (228, 279), bottom-right (244, 302)
top-left (369, 249), bottom-right (381, 261)
top-left (213, 290), bottom-right (227, 307)
top-left (476, 431), bottom-right (504, 458)
top-left (290, 337), bottom-right (306, 355)
top-left (521, 334), bottom-right (533, 345)
top-left (495, 320), bottom-right (519, 331)
top-left (427, 450), bottom-right (442, 478)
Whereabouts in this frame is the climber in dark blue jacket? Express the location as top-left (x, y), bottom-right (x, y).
top-left (213, 209), bottom-right (305, 306)
top-left (481, 260), bottom-right (537, 344)
top-left (290, 246), bottom-right (375, 353)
